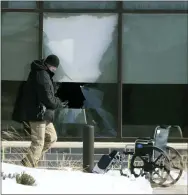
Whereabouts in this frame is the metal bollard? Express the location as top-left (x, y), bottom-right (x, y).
top-left (83, 125), bottom-right (94, 173)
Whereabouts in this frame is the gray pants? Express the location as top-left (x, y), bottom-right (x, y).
top-left (23, 121), bottom-right (57, 167)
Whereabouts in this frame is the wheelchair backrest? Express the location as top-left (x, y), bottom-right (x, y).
top-left (154, 126), bottom-right (169, 151)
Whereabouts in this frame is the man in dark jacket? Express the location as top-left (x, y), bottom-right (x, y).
top-left (12, 54), bottom-right (67, 167)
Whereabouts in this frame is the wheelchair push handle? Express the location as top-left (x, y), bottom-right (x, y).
top-left (155, 125), bottom-right (183, 138)
top-left (167, 125), bottom-right (183, 138)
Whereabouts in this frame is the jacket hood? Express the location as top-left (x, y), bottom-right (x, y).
top-left (31, 59), bottom-right (55, 78)
top-left (31, 60), bottom-right (47, 71)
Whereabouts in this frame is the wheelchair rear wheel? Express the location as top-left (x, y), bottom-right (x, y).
top-left (161, 146), bottom-right (184, 187)
top-left (130, 146), bottom-right (171, 187)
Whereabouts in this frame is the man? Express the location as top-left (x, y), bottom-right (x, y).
top-left (12, 54), bottom-right (68, 167)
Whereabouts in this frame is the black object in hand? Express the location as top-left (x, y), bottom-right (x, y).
top-left (60, 100), bottom-right (69, 108)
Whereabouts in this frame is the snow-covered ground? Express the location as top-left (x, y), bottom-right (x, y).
top-left (2, 163), bottom-right (153, 194)
top-left (2, 163), bottom-right (187, 194)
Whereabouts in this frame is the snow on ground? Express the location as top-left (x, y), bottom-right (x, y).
top-left (2, 163), bottom-right (153, 194)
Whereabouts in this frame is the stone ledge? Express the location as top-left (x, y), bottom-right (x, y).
top-left (2, 141), bottom-right (188, 150)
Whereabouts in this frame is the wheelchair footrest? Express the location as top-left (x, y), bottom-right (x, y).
top-left (92, 150), bottom-right (119, 174)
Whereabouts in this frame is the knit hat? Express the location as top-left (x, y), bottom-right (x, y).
top-left (44, 54), bottom-right (60, 68)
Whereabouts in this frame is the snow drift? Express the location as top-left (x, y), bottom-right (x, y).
top-left (2, 163), bottom-right (153, 194)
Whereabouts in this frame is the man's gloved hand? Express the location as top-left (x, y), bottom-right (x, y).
top-left (60, 100), bottom-right (69, 108)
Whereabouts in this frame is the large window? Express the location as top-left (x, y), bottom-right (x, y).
top-left (1, 1), bottom-right (188, 141)
top-left (122, 14), bottom-right (188, 138)
top-left (43, 13), bottom-right (118, 137)
top-left (1, 13), bottom-right (39, 135)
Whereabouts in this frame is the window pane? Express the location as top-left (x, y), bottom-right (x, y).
top-left (2, 13), bottom-right (39, 81)
top-left (122, 14), bottom-right (188, 138)
top-left (44, 1), bottom-right (116, 9)
top-left (1, 1), bottom-right (36, 8)
top-left (43, 13), bottom-right (118, 138)
top-left (122, 85), bottom-right (188, 138)
top-left (123, 1), bottom-right (188, 10)
top-left (122, 14), bottom-right (188, 84)
top-left (1, 13), bottom-right (39, 139)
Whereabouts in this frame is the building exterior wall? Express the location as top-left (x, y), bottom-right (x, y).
top-left (2, 145), bottom-right (188, 169)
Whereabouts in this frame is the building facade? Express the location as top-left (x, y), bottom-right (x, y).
top-left (1, 1), bottom-right (188, 143)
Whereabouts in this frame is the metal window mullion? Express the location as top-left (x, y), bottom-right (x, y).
top-left (2, 9), bottom-right (186, 14)
top-left (1, 9), bottom-right (39, 12)
top-left (117, 2), bottom-right (123, 140)
top-left (38, 1), bottom-right (44, 59)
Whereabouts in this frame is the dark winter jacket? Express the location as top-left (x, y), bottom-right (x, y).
top-left (12, 60), bottom-right (62, 123)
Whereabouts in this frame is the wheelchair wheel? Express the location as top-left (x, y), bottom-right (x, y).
top-left (130, 146), bottom-right (171, 186)
top-left (161, 146), bottom-right (184, 187)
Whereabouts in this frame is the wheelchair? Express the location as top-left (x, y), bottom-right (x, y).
top-left (119, 125), bottom-right (184, 187)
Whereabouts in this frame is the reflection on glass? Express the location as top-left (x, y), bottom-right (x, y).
top-left (2, 13), bottom-right (38, 81)
top-left (122, 14), bottom-right (188, 84)
top-left (81, 85), bottom-right (117, 136)
top-left (43, 13), bottom-right (118, 137)
top-left (43, 13), bottom-right (117, 83)
top-left (44, 1), bottom-right (116, 9)
top-left (56, 108), bottom-right (87, 124)
top-left (54, 83), bottom-right (118, 137)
